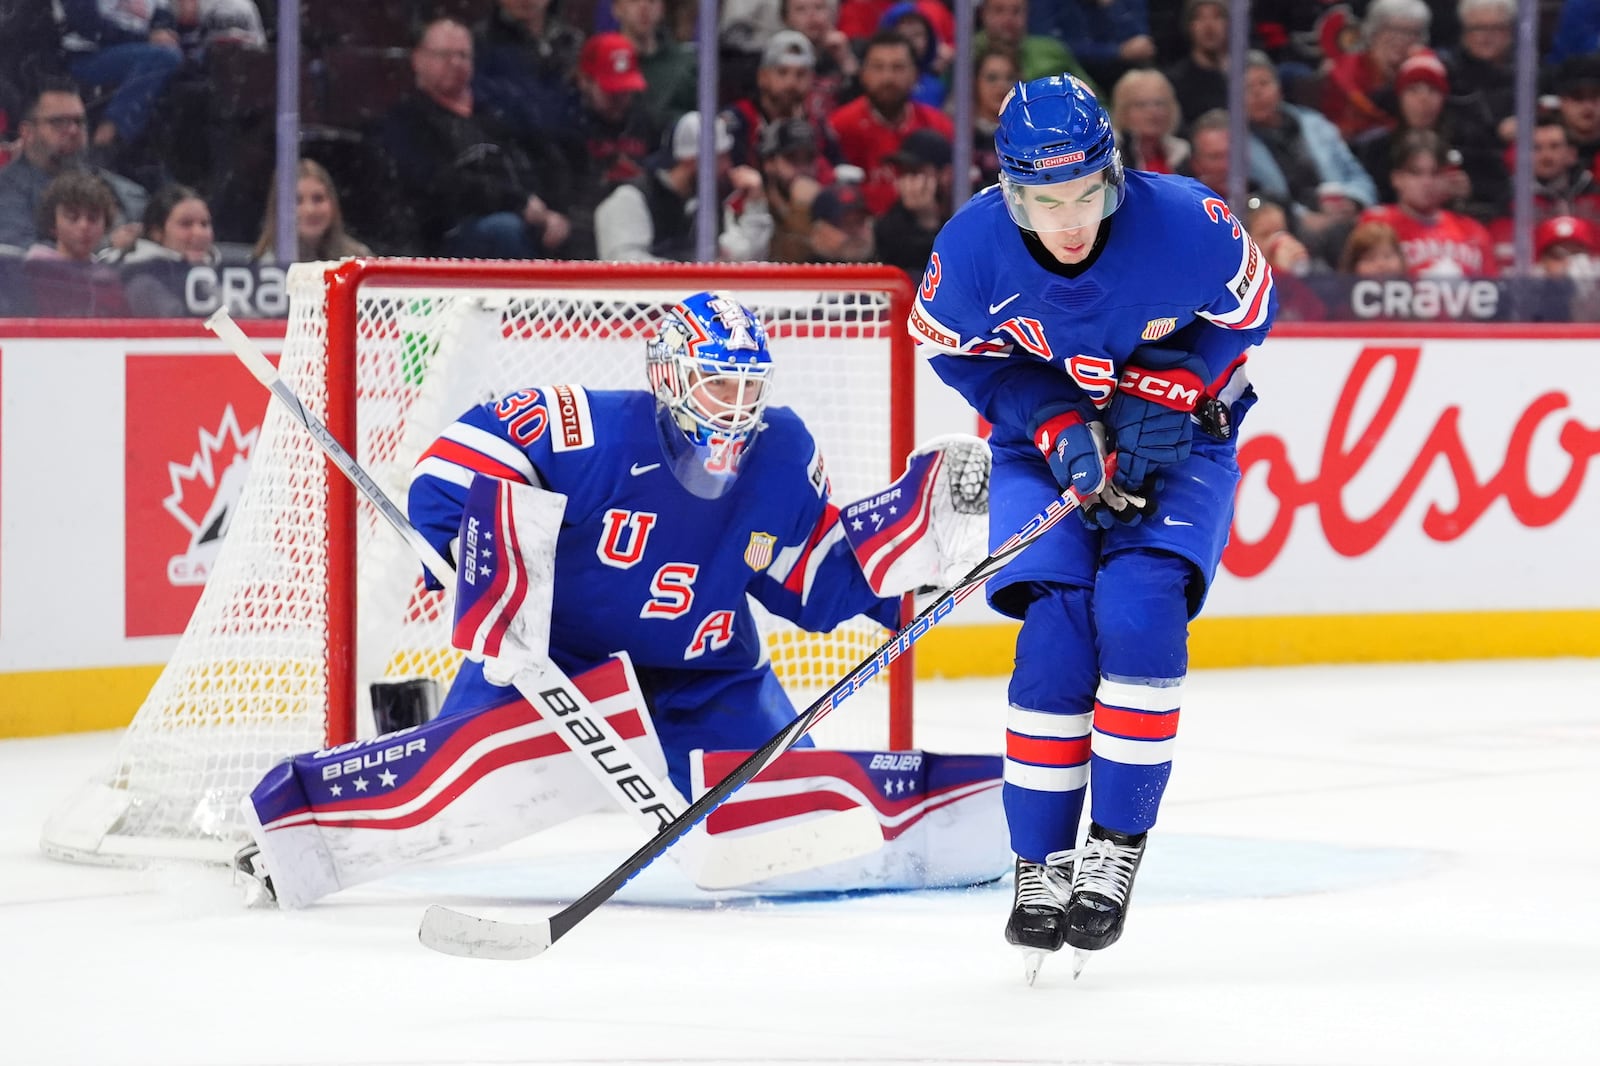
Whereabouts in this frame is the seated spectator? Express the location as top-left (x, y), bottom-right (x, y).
top-left (1110, 69), bottom-right (1187, 174)
top-left (26, 170), bottom-right (116, 262)
top-left (473, 0), bottom-right (586, 139)
top-left (758, 118), bottom-right (825, 262)
top-left (872, 127), bottom-right (952, 278)
top-left (380, 18), bottom-right (574, 259)
top-left (1320, 0), bottom-right (1432, 141)
top-left (172, 0), bottom-right (267, 60)
top-left (1486, 111), bottom-right (1600, 264)
top-left (724, 30), bottom-right (841, 183)
top-left (250, 159), bottom-right (373, 264)
top-left (554, 32), bottom-right (661, 258)
top-left (611, 0), bottom-right (698, 128)
top-left (56, 0), bottom-right (185, 158)
top-left (878, 3), bottom-right (948, 108)
top-left (1553, 56), bottom-right (1600, 174)
top-left (0, 80), bottom-right (147, 253)
top-left (1179, 107), bottom-right (1251, 198)
top-left (1337, 219), bottom-right (1407, 275)
top-left (965, 47), bottom-right (1021, 189)
top-left (1359, 129), bottom-right (1497, 277)
top-left (1243, 51), bottom-right (1377, 257)
top-left (1445, 0), bottom-right (1515, 146)
top-left (1532, 214), bottom-right (1600, 320)
top-left (1533, 214), bottom-right (1598, 277)
top-left (593, 111), bottom-right (772, 261)
top-left (1039, 0), bottom-right (1157, 94)
top-left (1164, 0), bottom-right (1228, 136)
top-left (107, 183), bottom-right (218, 316)
top-left (783, 0), bottom-right (859, 117)
top-left (826, 32), bottom-right (955, 216)
top-left (1355, 50), bottom-right (1505, 218)
top-left (974, 0), bottom-right (1096, 89)
top-left (808, 169), bottom-right (875, 261)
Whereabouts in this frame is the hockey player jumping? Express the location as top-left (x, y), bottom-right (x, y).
top-left (911, 75), bottom-right (1278, 981)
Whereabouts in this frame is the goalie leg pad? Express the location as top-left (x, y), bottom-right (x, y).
top-left (690, 747), bottom-right (1007, 892)
top-left (241, 655), bottom-right (663, 908)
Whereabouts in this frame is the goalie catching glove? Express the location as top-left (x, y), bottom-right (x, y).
top-left (841, 434), bottom-right (991, 596)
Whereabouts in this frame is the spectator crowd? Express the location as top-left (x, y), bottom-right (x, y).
top-left (1, 0), bottom-right (1598, 319)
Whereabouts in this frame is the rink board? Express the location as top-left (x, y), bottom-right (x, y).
top-left (1, 319), bottom-right (1597, 734)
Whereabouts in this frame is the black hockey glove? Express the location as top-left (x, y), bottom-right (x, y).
top-left (1107, 347), bottom-right (1210, 492)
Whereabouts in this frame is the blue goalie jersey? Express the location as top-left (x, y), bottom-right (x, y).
top-left (909, 170), bottom-right (1275, 447)
top-left (407, 386), bottom-right (901, 676)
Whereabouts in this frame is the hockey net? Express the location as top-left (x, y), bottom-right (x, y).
top-left (42, 259), bottom-right (917, 864)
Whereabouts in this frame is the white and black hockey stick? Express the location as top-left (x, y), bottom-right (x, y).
top-left (417, 478), bottom-right (1089, 960)
top-left (206, 309), bottom-right (883, 892)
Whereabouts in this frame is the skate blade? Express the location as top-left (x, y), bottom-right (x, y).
top-left (1022, 949), bottom-right (1045, 985)
top-left (1071, 948), bottom-right (1092, 979)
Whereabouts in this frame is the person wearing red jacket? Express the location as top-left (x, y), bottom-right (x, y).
top-left (825, 31), bottom-right (954, 215)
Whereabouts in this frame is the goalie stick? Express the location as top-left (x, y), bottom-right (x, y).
top-left (206, 309), bottom-right (883, 892)
top-left (416, 471), bottom-right (1090, 960)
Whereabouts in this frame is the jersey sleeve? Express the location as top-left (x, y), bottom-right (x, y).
top-left (748, 437), bottom-right (902, 633)
top-left (910, 215), bottom-right (1092, 440)
top-left (1174, 194), bottom-right (1279, 380)
top-left (406, 388), bottom-right (551, 588)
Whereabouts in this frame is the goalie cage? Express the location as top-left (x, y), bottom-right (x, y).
top-left (41, 259), bottom-right (919, 865)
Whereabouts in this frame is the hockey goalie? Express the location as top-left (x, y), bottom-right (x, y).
top-left (236, 290), bottom-right (1008, 908)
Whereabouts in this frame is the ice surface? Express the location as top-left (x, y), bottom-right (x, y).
top-left (3, 661), bottom-right (1598, 1066)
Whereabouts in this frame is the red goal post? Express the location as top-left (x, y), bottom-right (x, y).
top-left (42, 259), bottom-right (918, 865)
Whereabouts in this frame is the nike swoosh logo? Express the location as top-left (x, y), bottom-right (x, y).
top-left (988, 293), bottom-right (1021, 315)
top-left (630, 462), bottom-right (661, 476)
top-left (1162, 516), bottom-right (1193, 527)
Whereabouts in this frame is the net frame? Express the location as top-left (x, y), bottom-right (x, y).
top-left (42, 259), bottom-right (917, 865)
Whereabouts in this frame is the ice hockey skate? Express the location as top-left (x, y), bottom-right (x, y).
top-left (1004, 852), bottom-right (1073, 984)
top-left (233, 843), bottom-right (277, 908)
top-left (1065, 823), bottom-right (1147, 977)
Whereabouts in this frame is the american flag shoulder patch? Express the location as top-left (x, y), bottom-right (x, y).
top-left (1141, 317), bottom-right (1178, 341)
top-left (745, 531), bottom-right (777, 570)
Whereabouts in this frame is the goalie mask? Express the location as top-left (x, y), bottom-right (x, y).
top-left (646, 291), bottom-right (774, 499)
top-left (995, 74), bottom-right (1125, 234)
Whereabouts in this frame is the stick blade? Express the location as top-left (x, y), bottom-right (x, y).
top-left (418, 905), bottom-right (552, 961)
top-left (690, 805), bottom-right (885, 891)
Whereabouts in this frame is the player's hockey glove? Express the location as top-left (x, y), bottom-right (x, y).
top-left (1107, 347), bottom-right (1210, 493)
top-left (1033, 407), bottom-right (1150, 529)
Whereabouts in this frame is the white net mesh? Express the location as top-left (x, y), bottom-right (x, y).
top-left (42, 260), bottom-right (914, 864)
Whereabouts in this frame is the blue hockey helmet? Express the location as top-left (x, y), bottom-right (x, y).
top-left (646, 291), bottom-right (774, 499)
top-left (995, 75), bottom-right (1125, 231)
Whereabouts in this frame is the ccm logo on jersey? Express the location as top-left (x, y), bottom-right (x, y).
top-left (549, 384), bottom-right (595, 452)
top-left (1119, 366), bottom-right (1204, 411)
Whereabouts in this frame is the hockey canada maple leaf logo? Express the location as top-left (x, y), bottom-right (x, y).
top-left (164, 405), bottom-right (259, 586)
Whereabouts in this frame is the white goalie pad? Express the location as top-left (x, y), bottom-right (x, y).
top-left (688, 747), bottom-right (1008, 893)
top-left (452, 473), bottom-right (567, 685)
top-left (240, 655), bottom-right (665, 909)
top-left (839, 434), bottom-right (991, 596)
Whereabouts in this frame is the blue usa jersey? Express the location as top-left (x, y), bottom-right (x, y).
top-left (408, 386), bottom-right (901, 676)
top-left (909, 170), bottom-right (1275, 448)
